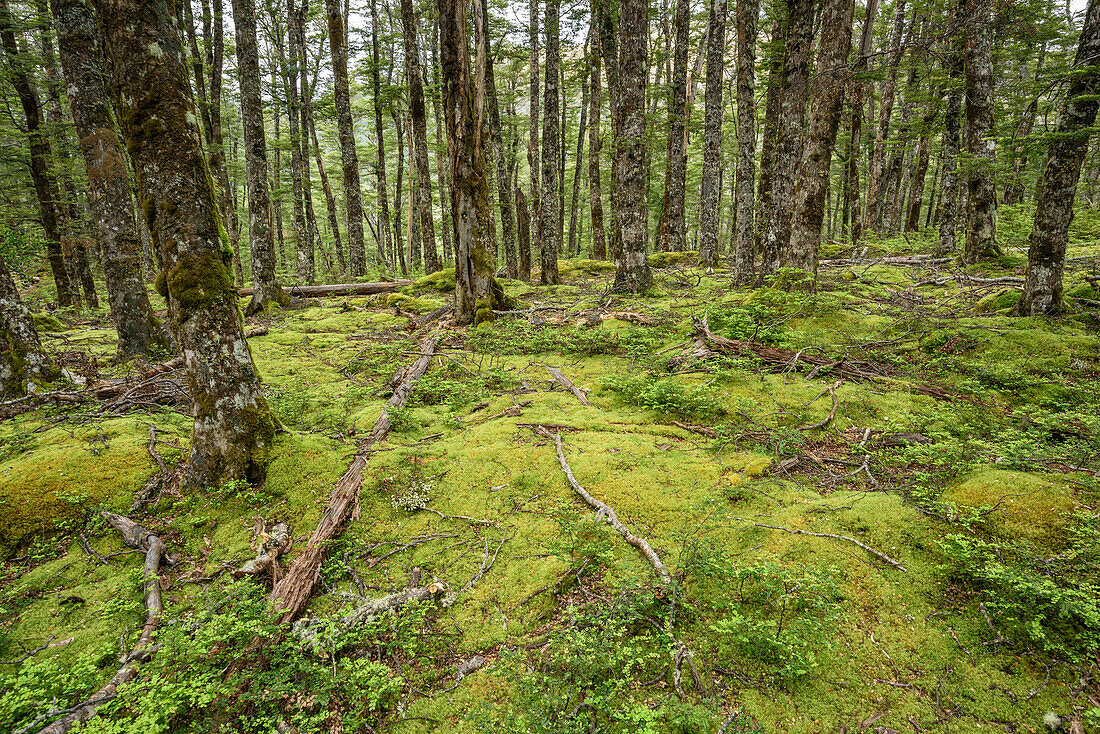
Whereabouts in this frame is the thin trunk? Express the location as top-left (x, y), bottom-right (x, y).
top-left (733, 0), bottom-right (756, 278)
top-left (394, 108), bottom-right (408, 275)
top-left (285, 0), bottom-right (310, 282)
top-left (539, 0), bottom-right (561, 284)
top-left (371, 0), bottom-right (393, 267)
top-left (567, 63), bottom-right (588, 257)
top-left (962, 0), bottom-right (999, 264)
top-left (480, 0), bottom-right (516, 276)
top-left (297, 21), bottom-right (319, 285)
top-left (755, 16), bottom-right (783, 258)
top-left (432, 16), bottom-right (453, 267)
top-left (700, 0), bottom-right (727, 267)
top-left (306, 36), bottom-right (345, 275)
top-left (659, 0), bottom-right (689, 254)
top-left (208, 0), bottom-right (242, 286)
top-left (400, 0), bottom-right (440, 273)
top-left (596, 0), bottom-right (623, 260)
top-left (864, 0), bottom-right (906, 233)
top-left (525, 0), bottom-right (539, 281)
top-left (588, 17), bottom-right (606, 260)
top-left (0, 252), bottom-right (53, 397)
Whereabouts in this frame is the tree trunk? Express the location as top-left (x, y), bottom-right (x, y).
top-left (479, 0), bottom-right (517, 276)
top-left (864, 0), bottom-right (906, 233)
top-left (539, 0), bottom-right (561, 284)
top-left (0, 253), bottom-right (54, 398)
top-left (596, 0), bottom-right (623, 260)
top-left (370, 0), bottom-right (393, 268)
top-left (516, 184), bottom-right (531, 271)
top-left (305, 63), bottom-right (346, 277)
top-left (755, 16), bottom-right (783, 258)
top-left (53, 0), bottom-right (169, 358)
top-left (393, 108), bottom-right (407, 275)
top-left (587, 14), bottom-right (606, 260)
top-left (612, 0), bottom-right (652, 292)
top-left (525, 0), bottom-right (539, 281)
top-left (440, 0), bottom-right (502, 324)
top-left (271, 62), bottom-right (286, 271)
top-left (962, 0), bottom-right (999, 264)
top-left (733, 0), bottom-right (755, 278)
top-left (325, 0), bottom-right (366, 275)
top-left (658, 0), bottom-right (689, 254)
top-left (94, 0), bottom-right (276, 489)
top-left (756, 0), bottom-right (815, 281)
top-left (700, 0), bottom-right (727, 268)
top-left (400, 0), bottom-right (440, 274)
top-left (0, 0), bottom-right (79, 308)
top-left (231, 0), bottom-right (285, 314)
top-left (296, 0), bottom-right (320, 282)
top-left (786, 0), bottom-right (854, 278)
top-left (566, 52), bottom-right (588, 258)
top-left (937, 40), bottom-right (964, 254)
top-left (1017, 0), bottom-right (1100, 315)
top-left (206, 0), bottom-right (242, 286)
top-left (432, 16), bottom-right (453, 267)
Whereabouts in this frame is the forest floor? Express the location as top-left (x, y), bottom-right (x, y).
top-left (2, 224), bottom-right (1100, 733)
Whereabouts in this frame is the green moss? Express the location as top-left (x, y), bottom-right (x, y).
top-left (382, 292), bottom-right (446, 312)
top-left (942, 469), bottom-right (1077, 549)
top-left (165, 251), bottom-right (234, 309)
top-left (411, 269), bottom-right (456, 294)
top-left (973, 288), bottom-right (1022, 313)
top-left (30, 312), bottom-right (64, 332)
top-left (648, 251), bottom-right (697, 269)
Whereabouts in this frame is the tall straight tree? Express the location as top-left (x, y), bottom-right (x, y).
top-left (524, 0), bottom-right (539, 281)
top-left (206, 0), bottom-right (242, 285)
top-left (0, 253), bottom-right (53, 397)
top-left (700, 0), bottom-right (727, 268)
top-left (284, 0), bottom-right (310, 280)
top-left (53, 0), bottom-right (169, 357)
top-left (587, 13), bottom-right (606, 260)
top-left (539, 0), bottom-right (561, 284)
top-left (962, 0), bottom-right (999, 263)
top-left (786, 0), bottom-right (855, 277)
top-left (325, 0), bottom-right (366, 275)
top-left (845, 0), bottom-right (879, 248)
top-left (231, 0), bottom-right (285, 313)
top-left (0, 0), bottom-right (79, 307)
top-left (938, 39), bottom-right (964, 254)
top-left (370, 0), bottom-right (392, 267)
top-left (481, 0), bottom-right (518, 277)
top-left (864, 0), bottom-right (906, 233)
top-left (596, 0), bottom-right (623, 258)
top-left (756, 0), bottom-right (815, 280)
top-left (440, 0), bottom-right (501, 323)
top-left (658, 0), bottom-right (689, 253)
top-left (1017, 0), bottom-right (1100, 315)
top-left (733, 0), bottom-right (755, 277)
top-left (400, 0), bottom-right (440, 274)
top-left (566, 62), bottom-right (588, 257)
top-left (432, 15), bottom-right (454, 266)
top-left (295, 0), bottom-right (320, 281)
top-left (93, 0), bottom-right (277, 489)
top-left (613, 0), bottom-right (651, 291)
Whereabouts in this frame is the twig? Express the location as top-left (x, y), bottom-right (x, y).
top-left (752, 523), bottom-right (907, 571)
top-left (0, 636), bottom-right (56, 665)
top-left (797, 380), bottom-right (841, 431)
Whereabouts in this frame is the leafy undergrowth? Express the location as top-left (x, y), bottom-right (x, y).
top-left (3, 240), bottom-right (1100, 733)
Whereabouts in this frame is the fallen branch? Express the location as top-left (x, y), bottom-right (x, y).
top-left (234, 522), bottom-right (291, 580)
top-left (34, 514), bottom-right (166, 734)
top-left (270, 332), bottom-right (439, 624)
top-left (797, 380), bottom-right (841, 431)
top-left (753, 523), bottom-right (907, 572)
top-left (545, 366), bottom-right (593, 406)
top-left (532, 426), bottom-right (671, 585)
top-left (671, 421), bottom-right (718, 438)
top-left (237, 281), bottom-right (411, 298)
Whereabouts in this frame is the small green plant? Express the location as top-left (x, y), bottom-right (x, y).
top-left (601, 372), bottom-right (726, 421)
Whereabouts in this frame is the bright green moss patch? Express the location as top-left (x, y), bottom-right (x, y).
top-left (942, 468), bottom-right (1078, 549)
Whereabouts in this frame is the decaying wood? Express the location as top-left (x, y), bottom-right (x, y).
top-left (237, 281), bottom-right (411, 297)
top-left (270, 332), bottom-right (439, 624)
top-left (34, 514), bottom-right (166, 734)
top-left (819, 255), bottom-right (951, 268)
top-left (545, 366), bottom-right (593, 406)
top-left (753, 522), bottom-right (907, 572)
top-left (797, 380), bottom-right (841, 431)
top-left (129, 424), bottom-right (178, 511)
top-left (234, 521), bottom-right (291, 579)
top-left (671, 421), bottom-right (718, 438)
top-left (532, 426), bottom-right (672, 585)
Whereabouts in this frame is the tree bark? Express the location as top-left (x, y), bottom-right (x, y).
top-left (755, 16), bottom-right (783, 257)
top-left (524, 0), bottom-right (539, 281)
top-left (1017, 0), bottom-right (1100, 315)
top-left (566, 49), bottom-right (588, 258)
top-left (53, 0), bottom-right (169, 358)
top-left (94, 0), bottom-right (277, 489)
top-left (962, 0), bottom-right (999, 264)
top-left (786, 0), bottom-right (854, 278)
top-left (231, 0), bottom-right (285, 314)
top-left (206, 0), bottom-right (242, 286)
top-left (370, 0), bottom-right (393, 268)
top-left (612, 0), bottom-right (651, 292)
top-left (587, 15), bottom-right (606, 260)
top-left (539, 0), bottom-right (561, 284)
top-left (658, 0), bottom-right (689, 254)
top-left (937, 39), bottom-right (964, 254)
top-left (864, 0), bottom-right (906, 233)
top-left (0, 253), bottom-right (53, 398)
top-left (596, 0), bottom-right (623, 261)
top-left (431, 15), bottom-right (453, 267)
top-left (479, 0), bottom-right (517, 276)
top-left (699, 0), bottom-right (727, 268)
top-left (305, 55), bottom-right (346, 277)
top-left (733, 0), bottom-right (755, 278)
top-left (400, 0), bottom-right (440, 274)
top-left (0, 0), bottom-right (79, 308)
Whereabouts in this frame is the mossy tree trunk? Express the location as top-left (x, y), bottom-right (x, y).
top-left (524, 0), bottom-right (539, 282)
top-left (961, 0), bottom-right (1000, 264)
top-left (53, 0), bottom-right (169, 359)
top-left (431, 16), bottom-right (454, 267)
top-left (937, 47), bottom-right (964, 254)
top-left (400, 0), bottom-right (440, 275)
top-left (539, 0), bottom-right (561, 285)
top-left (205, 0), bottom-right (242, 286)
top-left (93, 0), bottom-right (276, 489)
top-left (845, 0), bottom-right (879, 248)
top-left (370, 0), bottom-right (393, 268)
top-left (440, 0), bottom-right (502, 325)
top-left (295, 12), bottom-right (320, 283)
top-left (0, 0), bottom-right (80, 308)
top-left (1017, 0), bottom-right (1100, 316)
top-left (733, 0), bottom-right (755, 279)
top-left (611, 0), bottom-right (651, 293)
top-left (0, 253), bottom-right (53, 398)
top-left (587, 15), bottom-right (606, 261)
top-left (658, 0), bottom-right (688, 255)
top-left (864, 0), bottom-right (906, 234)
top-left (699, 0), bottom-right (727, 269)
top-left (230, 0), bottom-right (286, 314)
top-left (324, 0), bottom-right (366, 276)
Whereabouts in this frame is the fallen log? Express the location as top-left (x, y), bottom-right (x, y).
top-left (237, 281), bottom-right (411, 298)
top-left (234, 521), bottom-right (291, 580)
top-left (270, 332), bottom-right (439, 624)
top-left (546, 366), bottom-right (593, 406)
top-left (34, 514), bottom-right (166, 734)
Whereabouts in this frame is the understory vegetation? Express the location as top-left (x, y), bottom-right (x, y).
top-left (2, 235), bottom-right (1100, 733)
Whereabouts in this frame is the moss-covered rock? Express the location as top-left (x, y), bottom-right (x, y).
top-left (973, 288), bottom-right (1022, 313)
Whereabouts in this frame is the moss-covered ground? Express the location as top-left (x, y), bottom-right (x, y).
top-left (2, 234), bottom-right (1100, 733)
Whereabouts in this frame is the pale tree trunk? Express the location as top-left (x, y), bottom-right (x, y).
top-left (94, 0), bottom-right (276, 489)
top-left (1004, 48), bottom-right (1046, 206)
top-left (0, 253), bottom-right (54, 398)
top-left (371, 0), bottom-right (393, 267)
top-left (786, 0), bottom-right (855, 278)
top-left (846, 0), bottom-right (874, 249)
top-left (755, 17), bottom-right (782, 257)
top-left (588, 15), bottom-right (606, 260)
top-left (566, 50), bottom-right (588, 258)
top-left (325, 0), bottom-right (366, 275)
top-left (480, 0), bottom-right (516, 276)
top-left (937, 43), bottom-right (964, 254)
top-left (0, 0), bottom-right (78, 308)
top-left (393, 107), bottom-right (407, 275)
top-left (539, 0), bottom-right (561, 284)
top-left (733, 0), bottom-right (755, 278)
top-left (440, 0), bottom-right (502, 324)
top-left (864, 0), bottom-right (906, 233)
top-left (271, 63), bottom-right (286, 271)
top-left (206, 0), bottom-right (242, 286)
top-left (613, 0), bottom-right (651, 292)
top-left (305, 66), bottom-right (346, 276)
top-left (53, 0), bottom-right (169, 358)
top-left (756, 0), bottom-right (815, 280)
top-left (524, 0), bottom-right (539, 281)
top-left (283, 0), bottom-right (309, 281)
top-left (432, 16), bottom-right (453, 267)
top-left (659, 0), bottom-right (689, 254)
top-left (296, 4), bottom-right (320, 282)
top-left (400, 0), bottom-right (440, 274)
top-left (1017, 0), bottom-right (1100, 315)
top-left (231, 0), bottom-right (285, 313)
top-left (700, 0), bottom-right (727, 268)
top-left (596, 0), bottom-right (623, 260)
top-left (962, 0), bottom-right (1000, 264)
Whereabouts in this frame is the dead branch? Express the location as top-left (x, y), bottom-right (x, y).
top-left (671, 421), bottom-right (718, 438)
top-left (797, 380), bottom-right (842, 431)
top-left (532, 426), bottom-right (672, 585)
top-left (237, 281), bottom-right (411, 298)
top-left (270, 332), bottom-right (439, 624)
top-left (752, 523), bottom-right (907, 572)
top-left (33, 514), bottom-right (166, 734)
top-left (234, 522), bottom-right (291, 580)
top-left (545, 366), bottom-right (593, 406)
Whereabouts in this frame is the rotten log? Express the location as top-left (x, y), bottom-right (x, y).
top-left (295, 579), bottom-right (448, 647)
top-left (34, 514), bottom-right (166, 734)
top-left (545, 366), bottom-right (593, 406)
top-left (270, 332), bottom-right (440, 624)
top-left (237, 281), bottom-right (411, 297)
top-left (234, 522), bottom-right (291, 579)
